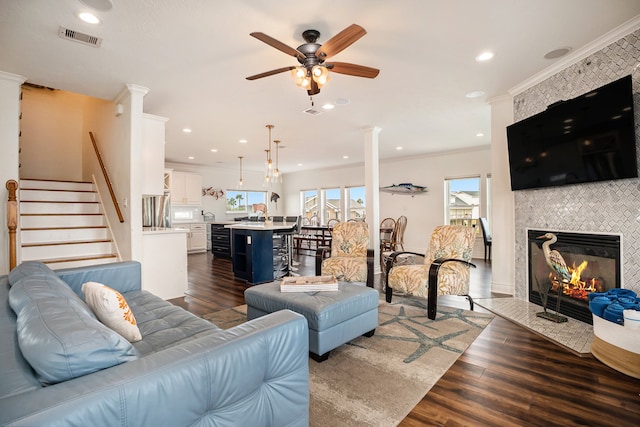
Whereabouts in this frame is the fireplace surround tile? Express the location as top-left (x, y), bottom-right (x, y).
top-left (513, 29), bottom-right (640, 303)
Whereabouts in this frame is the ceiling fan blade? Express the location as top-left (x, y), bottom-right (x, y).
top-left (328, 62), bottom-right (380, 78)
top-left (250, 32), bottom-right (305, 61)
top-left (246, 66), bottom-right (296, 81)
top-left (316, 24), bottom-right (366, 59)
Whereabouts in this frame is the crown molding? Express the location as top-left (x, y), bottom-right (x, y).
top-left (509, 14), bottom-right (640, 96)
top-left (0, 71), bottom-right (27, 85)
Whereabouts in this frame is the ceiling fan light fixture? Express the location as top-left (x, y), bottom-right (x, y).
top-left (311, 65), bottom-right (330, 87)
top-left (292, 67), bottom-right (310, 88)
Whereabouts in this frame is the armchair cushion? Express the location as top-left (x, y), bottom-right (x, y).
top-left (320, 222), bottom-right (370, 283)
top-left (388, 261), bottom-right (471, 298)
top-left (330, 221), bottom-right (368, 257)
top-left (322, 257), bottom-right (368, 283)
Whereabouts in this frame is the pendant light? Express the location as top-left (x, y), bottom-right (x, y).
top-left (273, 139), bottom-right (281, 180)
top-left (238, 156), bottom-right (243, 187)
top-left (266, 124), bottom-right (274, 174)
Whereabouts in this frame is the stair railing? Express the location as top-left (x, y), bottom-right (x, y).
top-left (89, 132), bottom-right (124, 223)
top-left (6, 179), bottom-right (18, 270)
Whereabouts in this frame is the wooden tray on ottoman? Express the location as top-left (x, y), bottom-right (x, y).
top-left (280, 275), bottom-right (339, 292)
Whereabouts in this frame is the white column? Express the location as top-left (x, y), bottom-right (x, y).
top-left (0, 71), bottom-right (26, 274)
top-left (123, 84), bottom-right (149, 263)
top-left (363, 126), bottom-right (381, 272)
top-left (489, 95), bottom-right (515, 295)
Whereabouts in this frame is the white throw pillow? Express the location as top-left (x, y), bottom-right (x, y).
top-left (82, 281), bottom-right (142, 342)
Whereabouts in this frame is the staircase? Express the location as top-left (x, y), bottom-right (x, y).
top-left (19, 179), bottom-right (119, 270)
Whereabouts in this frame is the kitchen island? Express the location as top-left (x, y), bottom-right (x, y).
top-left (225, 222), bottom-right (296, 284)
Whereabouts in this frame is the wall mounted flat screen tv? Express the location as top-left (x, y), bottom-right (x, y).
top-left (507, 75), bottom-right (637, 191)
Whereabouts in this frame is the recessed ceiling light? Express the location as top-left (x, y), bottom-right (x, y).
top-left (187, 156), bottom-right (194, 160)
top-left (544, 47), bottom-right (572, 60)
top-left (476, 132), bottom-right (484, 137)
top-left (322, 103), bottom-right (335, 110)
top-left (343, 155), bottom-right (349, 159)
top-left (335, 98), bottom-right (350, 106)
top-left (297, 163), bottom-right (303, 167)
top-left (210, 149), bottom-right (217, 152)
top-left (396, 146), bottom-right (403, 150)
top-left (78, 12), bottom-right (100, 24)
top-left (475, 51), bottom-right (494, 62)
top-left (79, 0), bottom-right (113, 11)
top-left (239, 139), bottom-right (247, 143)
top-left (465, 90), bottom-right (485, 98)
top-left (182, 128), bottom-right (192, 133)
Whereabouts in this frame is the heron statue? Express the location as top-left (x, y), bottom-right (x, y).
top-left (536, 232), bottom-right (569, 322)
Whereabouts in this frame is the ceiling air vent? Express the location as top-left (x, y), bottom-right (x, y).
top-left (58, 26), bottom-right (102, 47)
top-left (302, 107), bottom-right (322, 116)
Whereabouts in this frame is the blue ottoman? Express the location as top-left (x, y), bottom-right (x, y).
top-left (245, 281), bottom-right (379, 362)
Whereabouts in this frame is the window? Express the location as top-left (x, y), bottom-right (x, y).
top-left (323, 188), bottom-right (341, 223)
top-left (301, 190), bottom-right (318, 223)
top-left (445, 177), bottom-right (480, 231)
top-left (346, 186), bottom-right (366, 220)
top-left (226, 190), bottom-right (266, 214)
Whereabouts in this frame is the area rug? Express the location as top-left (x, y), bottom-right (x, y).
top-left (204, 297), bottom-right (493, 426)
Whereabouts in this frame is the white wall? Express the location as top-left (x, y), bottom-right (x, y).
top-left (489, 95), bottom-right (515, 295)
top-left (283, 146), bottom-right (492, 256)
top-left (20, 88), bottom-right (84, 181)
top-left (165, 161), bottom-right (284, 221)
top-left (0, 72), bottom-right (25, 275)
top-left (82, 85), bottom-right (148, 262)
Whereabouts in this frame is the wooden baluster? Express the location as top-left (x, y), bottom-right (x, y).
top-left (6, 179), bottom-right (18, 270)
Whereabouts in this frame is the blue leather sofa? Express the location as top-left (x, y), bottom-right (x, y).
top-left (0, 261), bottom-right (309, 426)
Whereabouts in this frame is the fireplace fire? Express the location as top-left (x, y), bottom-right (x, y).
top-left (528, 229), bottom-right (621, 324)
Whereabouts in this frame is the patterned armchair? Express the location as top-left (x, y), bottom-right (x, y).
top-left (316, 221), bottom-right (374, 287)
top-left (384, 225), bottom-right (476, 319)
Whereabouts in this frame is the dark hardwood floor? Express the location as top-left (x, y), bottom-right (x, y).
top-left (170, 252), bottom-right (640, 427)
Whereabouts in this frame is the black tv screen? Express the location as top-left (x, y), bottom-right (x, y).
top-left (507, 75), bottom-right (637, 191)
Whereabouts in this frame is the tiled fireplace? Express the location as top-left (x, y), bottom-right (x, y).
top-left (527, 229), bottom-right (621, 324)
top-left (512, 28), bottom-right (640, 308)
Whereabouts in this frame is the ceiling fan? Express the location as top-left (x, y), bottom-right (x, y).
top-left (246, 24), bottom-right (380, 96)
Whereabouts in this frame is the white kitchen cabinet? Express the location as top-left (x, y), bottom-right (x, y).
top-left (171, 171), bottom-right (202, 205)
top-left (187, 223), bottom-right (207, 253)
top-left (141, 114), bottom-right (169, 195)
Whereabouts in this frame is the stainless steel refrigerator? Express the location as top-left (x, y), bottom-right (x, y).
top-left (142, 194), bottom-right (171, 228)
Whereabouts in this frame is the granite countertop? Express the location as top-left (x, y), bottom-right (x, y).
top-left (143, 227), bottom-right (189, 234)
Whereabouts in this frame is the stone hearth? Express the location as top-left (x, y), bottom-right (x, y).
top-left (476, 297), bottom-right (593, 355)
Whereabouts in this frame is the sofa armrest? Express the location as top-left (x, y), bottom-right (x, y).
top-left (0, 309), bottom-right (309, 427)
top-left (55, 261), bottom-right (142, 296)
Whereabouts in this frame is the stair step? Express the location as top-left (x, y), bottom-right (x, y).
top-left (20, 189), bottom-right (97, 203)
top-left (20, 214), bottom-right (105, 228)
top-left (18, 179), bottom-right (119, 269)
top-left (41, 254), bottom-right (118, 270)
top-left (21, 228), bottom-right (109, 244)
top-left (22, 239), bottom-right (112, 247)
top-left (20, 201), bottom-right (101, 214)
top-left (20, 179), bottom-right (93, 192)
top-left (22, 240), bottom-right (114, 260)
